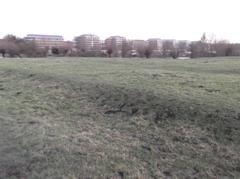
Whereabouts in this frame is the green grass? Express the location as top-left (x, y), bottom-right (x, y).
top-left (0, 57), bottom-right (239, 178)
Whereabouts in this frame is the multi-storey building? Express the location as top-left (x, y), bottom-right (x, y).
top-left (104, 36), bottom-right (127, 57)
top-left (161, 39), bottom-right (178, 57)
top-left (162, 39), bottom-right (178, 48)
top-left (105, 36), bottom-right (125, 50)
top-left (129, 40), bottom-right (147, 57)
top-left (24, 34), bottom-right (65, 49)
top-left (74, 34), bottom-right (101, 52)
top-left (131, 40), bottom-right (147, 50)
top-left (147, 38), bottom-right (163, 51)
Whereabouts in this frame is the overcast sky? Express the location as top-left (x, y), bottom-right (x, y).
top-left (0, 0), bottom-right (239, 42)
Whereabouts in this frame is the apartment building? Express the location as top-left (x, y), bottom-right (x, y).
top-left (74, 34), bottom-right (101, 52)
top-left (147, 38), bottom-right (163, 51)
top-left (104, 36), bottom-right (127, 56)
top-left (24, 34), bottom-right (65, 49)
top-left (105, 36), bottom-right (126, 50)
top-left (128, 40), bottom-right (147, 57)
top-left (131, 40), bottom-right (147, 50)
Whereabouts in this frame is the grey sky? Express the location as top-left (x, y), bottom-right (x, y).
top-left (0, 0), bottom-right (239, 42)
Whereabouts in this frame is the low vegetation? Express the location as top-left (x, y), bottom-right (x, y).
top-left (0, 57), bottom-right (239, 178)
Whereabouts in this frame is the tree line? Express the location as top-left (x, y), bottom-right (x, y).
top-left (189, 33), bottom-right (240, 58)
top-left (0, 35), bottom-right (72, 58)
top-left (1, 33), bottom-right (240, 58)
top-left (74, 33), bottom-right (240, 59)
top-left (0, 35), bottom-right (46, 57)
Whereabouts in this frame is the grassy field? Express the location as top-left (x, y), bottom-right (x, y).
top-left (0, 57), bottom-right (239, 178)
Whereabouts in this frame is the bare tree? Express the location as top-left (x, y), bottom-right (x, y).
top-left (107, 49), bottom-right (113, 57)
top-left (5, 41), bottom-right (19, 57)
top-left (0, 40), bottom-right (7, 57)
top-left (144, 48), bottom-right (152, 58)
top-left (2, 35), bottom-right (20, 57)
top-left (162, 40), bottom-right (175, 57)
top-left (190, 33), bottom-right (212, 58)
top-left (121, 40), bottom-right (131, 57)
top-left (177, 41), bottom-right (188, 51)
top-left (19, 40), bottom-right (38, 57)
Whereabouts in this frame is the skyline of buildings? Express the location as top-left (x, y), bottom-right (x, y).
top-left (2, 33), bottom-right (240, 58)
top-left (21, 33), bottom-right (193, 57)
top-left (23, 33), bottom-right (191, 46)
